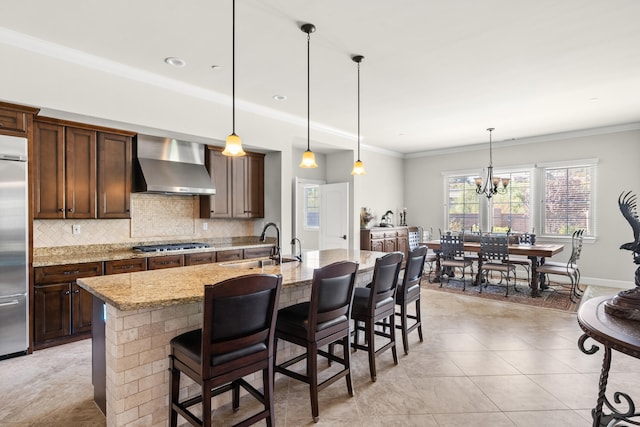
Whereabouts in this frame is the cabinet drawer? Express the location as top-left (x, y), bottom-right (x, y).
top-left (243, 247), bottom-right (273, 259)
top-left (184, 252), bottom-right (216, 266)
top-left (148, 255), bottom-right (184, 270)
top-left (216, 249), bottom-right (243, 262)
top-left (35, 262), bottom-right (103, 285)
top-left (105, 258), bottom-right (147, 275)
top-left (0, 107), bottom-right (27, 135)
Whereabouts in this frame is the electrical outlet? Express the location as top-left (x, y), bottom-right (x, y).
top-left (202, 222), bottom-right (208, 231)
top-left (72, 224), bottom-right (81, 235)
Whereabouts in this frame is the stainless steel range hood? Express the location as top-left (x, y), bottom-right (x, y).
top-left (133, 135), bottom-right (216, 195)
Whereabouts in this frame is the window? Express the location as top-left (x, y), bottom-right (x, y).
top-left (446, 175), bottom-right (480, 232)
top-left (541, 162), bottom-right (595, 237)
top-left (490, 170), bottom-right (532, 233)
top-left (304, 185), bottom-right (320, 228)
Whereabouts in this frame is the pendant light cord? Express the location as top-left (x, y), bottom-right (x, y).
top-left (232, 0), bottom-right (236, 134)
top-left (357, 60), bottom-right (361, 160)
top-left (306, 31), bottom-right (310, 151)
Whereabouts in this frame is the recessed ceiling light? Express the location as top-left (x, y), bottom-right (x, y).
top-left (164, 57), bottom-right (186, 67)
top-left (273, 95), bottom-right (287, 101)
top-left (211, 65), bottom-right (221, 71)
top-left (589, 97), bottom-right (599, 101)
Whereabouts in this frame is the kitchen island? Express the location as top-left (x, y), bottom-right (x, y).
top-left (77, 248), bottom-right (383, 427)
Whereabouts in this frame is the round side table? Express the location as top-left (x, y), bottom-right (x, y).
top-left (577, 296), bottom-right (640, 427)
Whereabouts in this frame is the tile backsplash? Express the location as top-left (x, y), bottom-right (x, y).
top-left (34, 193), bottom-right (256, 248)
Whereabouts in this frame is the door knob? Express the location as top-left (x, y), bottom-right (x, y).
top-left (341, 235), bottom-right (347, 240)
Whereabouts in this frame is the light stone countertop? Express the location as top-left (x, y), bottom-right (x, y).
top-left (77, 249), bottom-right (385, 311)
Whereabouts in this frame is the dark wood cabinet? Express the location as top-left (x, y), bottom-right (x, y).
top-left (184, 252), bottom-right (216, 266)
top-left (98, 133), bottom-right (132, 218)
top-left (361, 226), bottom-right (410, 258)
top-left (33, 117), bottom-right (133, 219)
top-left (34, 262), bottom-right (103, 348)
top-left (0, 102), bottom-right (38, 137)
top-left (243, 247), bottom-right (273, 259)
top-left (148, 255), bottom-right (184, 270)
top-left (216, 249), bottom-right (243, 262)
top-left (200, 147), bottom-right (264, 219)
top-left (104, 258), bottom-right (147, 275)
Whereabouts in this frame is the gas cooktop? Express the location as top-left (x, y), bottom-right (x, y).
top-left (132, 242), bottom-right (211, 253)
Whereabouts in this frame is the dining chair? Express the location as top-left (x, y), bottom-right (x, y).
top-left (394, 245), bottom-right (427, 355)
top-left (351, 251), bottom-right (403, 382)
top-left (169, 273), bottom-right (283, 427)
top-left (537, 229), bottom-right (584, 302)
top-left (274, 261), bottom-right (359, 423)
top-left (479, 234), bottom-right (518, 296)
top-left (439, 232), bottom-right (474, 290)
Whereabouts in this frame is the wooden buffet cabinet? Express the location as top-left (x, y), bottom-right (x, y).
top-left (360, 226), bottom-right (410, 258)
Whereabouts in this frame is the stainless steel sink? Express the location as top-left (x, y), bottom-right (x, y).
top-left (219, 257), bottom-right (299, 268)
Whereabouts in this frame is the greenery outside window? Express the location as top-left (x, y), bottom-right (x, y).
top-left (446, 175), bottom-right (480, 232)
top-left (489, 170), bottom-right (532, 233)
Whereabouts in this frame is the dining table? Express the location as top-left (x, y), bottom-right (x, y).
top-left (422, 240), bottom-right (564, 297)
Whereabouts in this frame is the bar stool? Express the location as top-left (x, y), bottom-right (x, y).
top-left (274, 261), bottom-right (359, 423)
top-left (351, 251), bottom-right (403, 381)
top-left (395, 245), bottom-right (427, 355)
top-left (169, 273), bottom-right (282, 427)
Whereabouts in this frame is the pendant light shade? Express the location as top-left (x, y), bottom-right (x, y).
top-left (351, 55), bottom-right (366, 175)
top-left (299, 23), bottom-right (318, 169)
top-left (223, 0), bottom-right (246, 157)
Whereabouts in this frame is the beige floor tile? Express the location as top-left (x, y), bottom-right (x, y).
top-left (470, 375), bottom-right (568, 411)
top-left (409, 376), bottom-right (500, 413)
top-left (445, 351), bottom-right (521, 376)
top-left (527, 373), bottom-right (600, 409)
top-left (504, 409), bottom-right (590, 426)
top-left (359, 413), bottom-right (439, 426)
top-left (432, 412), bottom-right (516, 426)
top-left (494, 349), bottom-right (579, 374)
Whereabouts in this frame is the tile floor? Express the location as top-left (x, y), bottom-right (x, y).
top-left (1, 286), bottom-right (638, 426)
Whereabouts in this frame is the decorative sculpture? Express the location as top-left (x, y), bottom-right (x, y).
top-left (604, 191), bottom-right (640, 320)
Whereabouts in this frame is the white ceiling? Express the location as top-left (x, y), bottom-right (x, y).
top-left (1, 0), bottom-right (640, 154)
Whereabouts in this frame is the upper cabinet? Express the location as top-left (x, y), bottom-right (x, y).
top-left (33, 117), bottom-right (133, 219)
top-left (0, 102), bottom-right (39, 137)
top-left (200, 147), bottom-right (264, 219)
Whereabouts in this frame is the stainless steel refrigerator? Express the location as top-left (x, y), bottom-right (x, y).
top-left (0, 134), bottom-right (28, 358)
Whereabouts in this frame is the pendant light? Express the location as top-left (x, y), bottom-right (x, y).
top-left (299, 23), bottom-right (318, 168)
top-left (351, 55), bottom-right (366, 175)
top-left (222, 0), bottom-right (246, 156)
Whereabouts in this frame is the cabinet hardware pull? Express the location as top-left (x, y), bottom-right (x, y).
top-left (64, 270), bottom-right (81, 275)
top-left (74, 289), bottom-right (80, 293)
top-left (68, 208), bottom-right (74, 212)
top-left (0, 300), bottom-right (19, 307)
top-left (0, 122), bottom-right (3, 127)
top-left (58, 208), bottom-right (64, 212)
top-left (65, 290), bottom-right (71, 295)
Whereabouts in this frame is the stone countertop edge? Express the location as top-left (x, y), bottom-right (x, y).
top-left (77, 249), bottom-right (383, 311)
top-left (33, 242), bottom-right (275, 267)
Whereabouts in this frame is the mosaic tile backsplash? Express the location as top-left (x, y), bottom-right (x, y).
top-left (34, 194), bottom-right (256, 248)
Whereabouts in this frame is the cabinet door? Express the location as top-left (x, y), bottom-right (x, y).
top-left (371, 239), bottom-right (384, 252)
top-left (98, 133), bottom-right (132, 218)
top-left (243, 247), bottom-right (272, 259)
top-left (383, 238), bottom-right (397, 253)
top-left (72, 284), bottom-right (93, 334)
top-left (216, 249), bottom-right (243, 262)
top-left (34, 283), bottom-right (71, 343)
top-left (104, 258), bottom-right (146, 275)
top-left (33, 121), bottom-right (65, 219)
top-left (65, 127), bottom-right (97, 219)
top-left (232, 154), bottom-right (265, 218)
top-left (0, 107), bottom-right (27, 136)
top-left (201, 149), bottom-right (232, 218)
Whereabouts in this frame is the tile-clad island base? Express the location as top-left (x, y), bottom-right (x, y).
top-left (77, 249), bottom-right (383, 427)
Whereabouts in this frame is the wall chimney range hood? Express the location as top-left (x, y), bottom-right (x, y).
top-left (133, 135), bottom-right (216, 195)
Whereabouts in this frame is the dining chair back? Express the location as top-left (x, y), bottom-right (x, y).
top-left (439, 232), bottom-right (474, 290)
top-left (480, 234), bottom-right (518, 296)
top-left (537, 229), bottom-right (584, 302)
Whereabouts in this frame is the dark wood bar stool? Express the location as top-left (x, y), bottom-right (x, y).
top-left (169, 273), bottom-right (282, 427)
top-left (351, 252), bottom-right (403, 381)
top-left (274, 261), bottom-right (359, 423)
top-left (395, 245), bottom-right (427, 355)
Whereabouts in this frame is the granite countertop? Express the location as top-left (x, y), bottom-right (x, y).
top-left (77, 249), bottom-right (383, 311)
top-left (33, 239), bottom-right (275, 267)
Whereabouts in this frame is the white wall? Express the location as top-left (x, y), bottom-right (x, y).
top-left (404, 128), bottom-right (640, 288)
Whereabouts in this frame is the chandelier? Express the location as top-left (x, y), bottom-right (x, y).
top-left (475, 127), bottom-right (509, 199)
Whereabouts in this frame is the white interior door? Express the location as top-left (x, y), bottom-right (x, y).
top-left (319, 182), bottom-right (349, 250)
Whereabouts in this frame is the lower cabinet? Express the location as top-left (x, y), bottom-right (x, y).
top-left (33, 262), bottom-right (103, 348)
top-left (148, 255), bottom-right (184, 270)
top-left (184, 252), bottom-right (216, 266)
top-left (243, 247), bottom-right (273, 259)
top-left (360, 226), bottom-right (410, 258)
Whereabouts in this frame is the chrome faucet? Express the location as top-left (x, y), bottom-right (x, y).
top-left (259, 222), bottom-right (281, 265)
top-left (291, 237), bottom-right (302, 262)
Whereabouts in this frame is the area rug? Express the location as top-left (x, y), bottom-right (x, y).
top-left (422, 273), bottom-right (581, 312)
